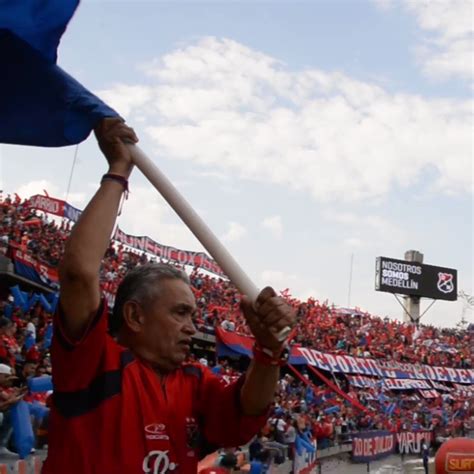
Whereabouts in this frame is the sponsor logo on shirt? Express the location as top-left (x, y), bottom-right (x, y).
top-left (145, 423), bottom-right (170, 441)
top-left (142, 450), bottom-right (177, 474)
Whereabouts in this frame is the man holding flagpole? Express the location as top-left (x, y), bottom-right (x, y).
top-left (43, 118), bottom-right (296, 473)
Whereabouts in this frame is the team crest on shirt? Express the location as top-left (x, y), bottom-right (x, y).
top-left (185, 417), bottom-right (199, 449)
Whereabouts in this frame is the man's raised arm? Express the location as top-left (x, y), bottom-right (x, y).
top-left (58, 118), bottom-right (137, 340)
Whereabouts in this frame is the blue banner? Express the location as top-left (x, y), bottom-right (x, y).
top-left (64, 202), bottom-right (82, 222)
top-left (352, 431), bottom-right (395, 463)
top-left (12, 249), bottom-right (59, 290)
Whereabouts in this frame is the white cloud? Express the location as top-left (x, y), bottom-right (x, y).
top-left (16, 180), bottom-right (55, 199)
top-left (259, 270), bottom-right (321, 302)
top-left (193, 170), bottom-right (231, 181)
top-left (343, 237), bottom-right (364, 248)
top-left (372, 0), bottom-right (394, 10)
top-left (261, 215), bottom-right (283, 238)
top-left (260, 270), bottom-right (296, 291)
top-left (407, 0), bottom-right (473, 82)
top-left (324, 211), bottom-right (407, 248)
top-left (100, 37), bottom-right (472, 204)
top-left (374, 0), bottom-right (473, 82)
top-left (221, 221), bottom-right (247, 243)
top-left (98, 84), bottom-right (153, 118)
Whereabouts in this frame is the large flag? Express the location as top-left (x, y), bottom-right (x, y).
top-left (0, 0), bottom-right (119, 147)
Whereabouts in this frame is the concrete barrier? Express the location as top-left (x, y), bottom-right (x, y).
top-left (317, 443), bottom-right (352, 459)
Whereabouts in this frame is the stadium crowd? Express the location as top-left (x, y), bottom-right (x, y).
top-left (0, 192), bottom-right (472, 462)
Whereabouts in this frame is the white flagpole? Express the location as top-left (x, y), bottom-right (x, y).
top-left (128, 144), bottom-right (291, 342)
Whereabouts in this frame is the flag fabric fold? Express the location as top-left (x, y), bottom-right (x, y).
top-left (0, 0), bottom-right (80, 62)
top-left (0, 1), bottom-right (119, 147)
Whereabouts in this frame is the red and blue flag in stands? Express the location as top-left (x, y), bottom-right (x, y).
top-left (215, 328), bottom-right (306, 364)
top-left (0, 0), bottom-right (119, 147)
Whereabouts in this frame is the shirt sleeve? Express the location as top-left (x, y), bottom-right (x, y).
top-left (51, 299), bottom-right (110, 392)
top-left (198, 368), bottom-right (269, 447)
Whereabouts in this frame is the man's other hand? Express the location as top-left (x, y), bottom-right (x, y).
top-left (240, 287), bottom-right (296, 352)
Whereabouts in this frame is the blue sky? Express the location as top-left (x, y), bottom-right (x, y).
top-left (1, 0), bottom-right (472, 327)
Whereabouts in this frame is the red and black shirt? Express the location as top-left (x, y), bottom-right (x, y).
top-left (43, 301), bottom-right (267, 473)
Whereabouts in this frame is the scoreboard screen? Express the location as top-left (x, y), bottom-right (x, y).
top-left (375, 257), bottom-right (457, 301)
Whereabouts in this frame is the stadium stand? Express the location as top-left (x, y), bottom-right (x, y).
top-left (0, 192), bottom-right (471, 466)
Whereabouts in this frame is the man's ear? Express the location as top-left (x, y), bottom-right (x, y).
top-left (122, 301), bottom-right (145, 333)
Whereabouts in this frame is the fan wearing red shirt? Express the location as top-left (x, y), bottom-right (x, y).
top-left (43, 118), bottom-right (296, 474)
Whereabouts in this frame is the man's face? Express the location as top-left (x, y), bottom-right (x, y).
top-left (134, 278), bottom-right (197, 371)
top-left (0, 373), bottom-right (10, 386)
top-left (6, 323), bottom-right (16, 337)
top-left (23, 363), bottom-right (37, 378)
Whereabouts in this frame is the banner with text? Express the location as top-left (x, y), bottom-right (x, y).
top-left (375, 256), bottom-right (457, 301)
top-left (113, 227), bottom-right (225, 277)
top-left (216, 331), bottom-right (474, 384)
top-left (396, 432), bottom-right (431, 454)
top-left (10, 248), bottom-right (59, 289)
top-left (347, 375), bottom-right (379, 389)
top-left (63, 202), bottom-right (82, 222)
top-left (452, 384), bottom-right (474, 398)
top-left (352, 431), bottom-right (395, 463)
top-left (27, 195), bottom-right (65, 219)
top-left (419, 390), bottom-right (440, 399)
top-left (293, 440), bottom-right (317, 474)
top-left (296, 346), bottom-right (474, 384)
top-left (348, 376), bottom-right (432, 390)
top-left (383, 378), bottom-right (432, 390)
top-left (26, 194), bottom-right (223, 276)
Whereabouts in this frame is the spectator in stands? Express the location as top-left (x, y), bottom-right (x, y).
top-left (15, 360), bottom-right (37, 388)
top-left (217, 447), bottom-right (243, 470)
top-left (283, 416), bottom-right (297, 460)
top-left (44, 118), bottom-right (296, 473)
top-left (0, 363), bottom-right (26, 457)
top-left (249, 449), bottom-right (271, 474)
top-left (0, 317), bottom-right (18, 368)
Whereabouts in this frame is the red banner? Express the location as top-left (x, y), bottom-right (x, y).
top-left (27, 195), bottom-right (65, 218)
top-left (114, 227), bottom-right (225, 277)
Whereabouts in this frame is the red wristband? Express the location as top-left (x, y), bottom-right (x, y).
top-left (101, 173), bottom-right (129, 192)
top-left (253, 343), bottom-right (289, 367)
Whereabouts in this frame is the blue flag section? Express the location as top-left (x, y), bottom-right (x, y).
top-left (0, 31), bottom-right (119, 147)
top-left (0, 0), bottom-right (119, 147)
top-left (0, 0), bottom-right (79, 61)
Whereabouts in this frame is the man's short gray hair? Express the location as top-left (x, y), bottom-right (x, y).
top-left (110, 263), bottom-right (190, 335)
